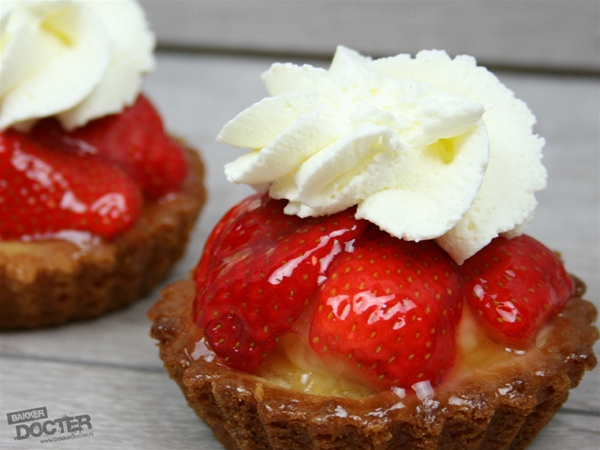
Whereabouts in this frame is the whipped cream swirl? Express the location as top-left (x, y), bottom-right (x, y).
top-left (218, 46), bottom-right (546, 264)
top-left (0, 0), bottom-right (155, 131)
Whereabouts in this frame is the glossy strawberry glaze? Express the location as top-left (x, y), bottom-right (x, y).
top-left (261, 280), bottom-right (586, 398)
top-left (193, 195), bottom-right (368, 373)
top-left (0, 95), bottom-right (187, 244)
top-left (179, 280), bottom-right (593, 411)
top-left (184, 279), bottom-right (589, 400)
top-left (0, 130), bottom-right (142, 242)
top-left (190, 195), bottom-right (582, 397)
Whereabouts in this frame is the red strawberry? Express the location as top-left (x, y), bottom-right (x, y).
top-left (309, 226), bottom-right (463, 391)
top-left (459, 235), bottom-right (575, 345)
top-left (31, 95), bottom-right (187, 198)
top-left (192, 195), bottom-right (265, 289)
top-left (194, 194), bottom-right (368, 372)
top-left (0, 130), bottom-right (142, 240)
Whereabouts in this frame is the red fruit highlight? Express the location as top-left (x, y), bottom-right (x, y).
top-left (309, 226), bottom-right (463, 390)
top-left (31, 95), bottom-right (187, 198)
top-left (459, 235), bottom-right (575, 344)
top-left (191, 195), bottom-right (575, 392)
top-left (194, 194), bottom-right (368, 372)
top-left (0, 130), bottom-right (142, 240)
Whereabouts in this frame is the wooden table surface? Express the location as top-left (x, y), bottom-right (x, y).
top-left (1, 52), bottom-right (598, 450)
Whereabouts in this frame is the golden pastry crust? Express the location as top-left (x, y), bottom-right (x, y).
top-left (149, 278), bottom-right (598, 450)
top-left (0, 146), bottom-right (206, 329)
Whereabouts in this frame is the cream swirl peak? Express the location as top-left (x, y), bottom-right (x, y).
top-left (218, 46), bottom-right (546, 264)
top-left (0, 0), bottom-right (155, 131)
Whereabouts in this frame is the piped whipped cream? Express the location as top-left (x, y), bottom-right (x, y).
top-left (0, 0), bottom-right (155, 131)
top-left (218, 46), bottom-right (546, 264)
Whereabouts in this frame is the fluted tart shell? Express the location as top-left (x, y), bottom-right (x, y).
top-left (149, 275), bottom-right (598, 450)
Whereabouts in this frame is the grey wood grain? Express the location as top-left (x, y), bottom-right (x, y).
top-left (140, 0), bottom-right (600, 73)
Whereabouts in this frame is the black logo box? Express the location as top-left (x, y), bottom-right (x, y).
top-left (7, 407), bottom-right (48, 425)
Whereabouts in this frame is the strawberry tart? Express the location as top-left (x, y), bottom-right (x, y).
top-left (0, 0), bottom-right (205, 329)
top-left (149, 47), bottom-right (597, 449)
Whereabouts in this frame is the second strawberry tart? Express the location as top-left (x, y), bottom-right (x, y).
top-left (0, 0), bottom-right (206, 329)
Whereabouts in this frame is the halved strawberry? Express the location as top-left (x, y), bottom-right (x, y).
top-left (309, 226), bottom-right (463, 391)
top-left (194, 194), bottom-right (368, 372)
top-left (31, 95), bottom-right (187, 198)
top-left (192, 195), bottom-right (265, 292)
top-left (0, 130), bottom-right (142, 240)
top-left (459, 235), bottom-right (575, 345)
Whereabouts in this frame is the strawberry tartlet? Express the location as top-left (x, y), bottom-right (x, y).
top-left (0, 0), bottom-right (206, 328)
top-left (149, 47), bottom-right (598, 449)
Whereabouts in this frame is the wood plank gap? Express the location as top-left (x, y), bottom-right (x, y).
top-left (155, 45), bottom-right (600, 79)
top-left (0, 352), bottom-right (165, 374)
top-left (558, 407), bottom-right (600, 418)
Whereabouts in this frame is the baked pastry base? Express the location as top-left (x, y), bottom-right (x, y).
top-left (0, 146), bottom-right (206, 329)
top-left (149, 278), bottom-right (598, 450)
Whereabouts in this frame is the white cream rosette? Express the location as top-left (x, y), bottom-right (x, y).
top-left (218, 46), bottom-right (546, 264)
top-left (0, 0), bottom-right (154, 131)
